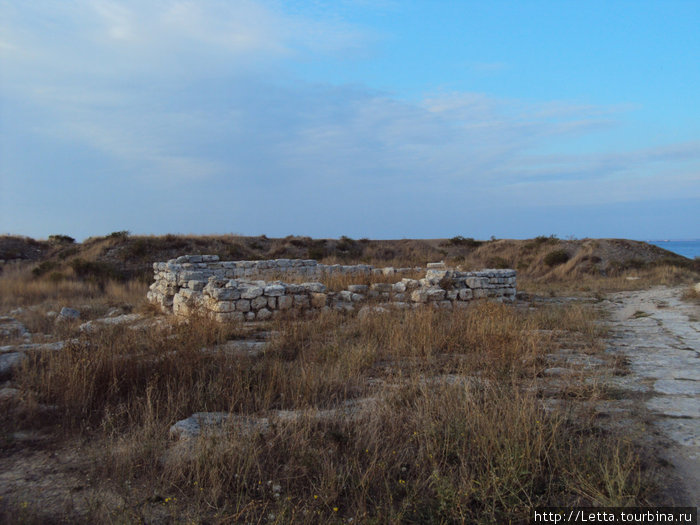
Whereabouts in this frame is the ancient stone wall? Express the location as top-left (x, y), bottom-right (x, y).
top-left (147, 256), bottom-right (516, 322)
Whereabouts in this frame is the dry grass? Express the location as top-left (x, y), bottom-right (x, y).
top-left (2, 294), bottom-right (657, 522)
top-left (681, 283), bottom-right (700, 304)
top-left (0, 264), bottom-right (147, 310)
top-left (519, 264), bottom-right (698, 297)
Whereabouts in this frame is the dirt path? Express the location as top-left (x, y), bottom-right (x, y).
top-left (600, 286), bottom-right (700, 505)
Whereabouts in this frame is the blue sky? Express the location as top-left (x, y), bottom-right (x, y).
top-left (1, 0), bottom-right (698, 240)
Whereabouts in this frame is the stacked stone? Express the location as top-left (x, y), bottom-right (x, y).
top-left (173, 279), bottom-right (330, 322)
top-left (147, 255), bottom-right (222, 311)
top-left (147, 256), bottom-right (517, 321)
top-left (407, 264), bottom-right (517, 308)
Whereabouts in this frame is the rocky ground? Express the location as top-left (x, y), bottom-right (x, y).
top-left (599, 286), bottom-right (699, 506)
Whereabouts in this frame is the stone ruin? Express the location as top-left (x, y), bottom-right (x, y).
top-left (147, 256), bottom-right (517, 322)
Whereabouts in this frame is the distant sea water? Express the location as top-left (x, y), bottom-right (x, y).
top-left (647, 240), bottom-right (700, 259)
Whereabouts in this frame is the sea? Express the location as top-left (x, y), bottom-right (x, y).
top-left (647, 240), bottom-right (700, 259)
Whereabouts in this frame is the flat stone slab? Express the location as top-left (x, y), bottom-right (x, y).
top-left (79, 314), bottom-right (143, 333)
top-left (653, 379), bottom-right (700, 396)
top-left (646, 396), bottom-right (700, 419)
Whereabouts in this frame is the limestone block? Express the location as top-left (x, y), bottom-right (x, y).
top-left (411, 289), bottom-right (428, 303)
top-left (351, 293), bottom-right (365, 302)
top-left (211, 301), bottom-right (236, 313)
top-left (236, 299), bottom-right (251, 312)
top-left (264, 284), bottom-right (286, 296)
top-left (188, 280), bottom-right (205, 291)
top-left (294, 294), bottom-right (310, 307)
top-left (277, 295), bottom-right (293, 310)
top-left (338, 291), bottom-right (352, 302)
top-left (370, 283), bottom-right (393, 293)
top-left (251, 296), bottom-right (268, 310)
top-left (382, 267), bottom-right (396, 276)
top-left (286, 284), bottom-right (303, 294)
top-left (347, 284), bottom-right (368, 293)
top-left (426, 287), bottom-right (446, 301)
top-left (427, 261), bottom-right (446, 269)
top-left (267, 297), bottom-right (277, 309)
top-left (401, 278), bottom-right (420, 290)
top-left (210, 288), bottom-right (240, 301)
top-left (202, 255), bottom-right (219, 262)
top-left (446, 290), bottom-right (458, 300)
top-left (301, 282), bottom-right (326, 293)
top-left (245, 312), bottom-right (256, 321)
top-left (472, 289), bottom-right (488, 299)
top-left (240, 286), bottom-right (263, 299)
top-left (465, 277), bottom-right (489, 289)
top-left (257, 308), bottom-right (272, 320)
top-left (458, 289), bottom-right (473, 301)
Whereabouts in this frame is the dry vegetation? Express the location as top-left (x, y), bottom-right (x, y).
top-left (1, 234), bottom-right (697, 523)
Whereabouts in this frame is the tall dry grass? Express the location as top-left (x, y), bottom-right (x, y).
top-left (0, 264), bottom-right (147, 310)
top-left (3, 299), bottom-right (657, 522)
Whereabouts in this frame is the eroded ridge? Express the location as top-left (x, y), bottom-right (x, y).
top-left (147, 256), bottom-right (516, 322)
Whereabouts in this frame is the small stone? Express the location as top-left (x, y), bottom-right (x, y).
top-left (0, 352), bottom-right (27, 380)
top-left (58, 307), bottom-right (80, 320)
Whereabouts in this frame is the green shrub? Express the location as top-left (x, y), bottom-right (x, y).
top-left (487, 256), bottom-right (510, 269)
top-left (446, 236), bottom-right (483, 248)
top-left (48, 234), bottom-right (75, 244)
top-left (32, 260), bottom-right (60, 277)
top-left (69, 258), bottom-right (122, 282)
top-left (107, 230), bottom-right (130, 240)
top-left (544, 249), bottom-right (570, 267)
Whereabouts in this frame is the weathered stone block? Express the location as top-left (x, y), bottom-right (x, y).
top-left (236, 299), bottom-right (251, 312)
top-left (392, 281), bottom-right (407, 293)
top-left (294, 294), bottom-right (309, 307)
top-left (240, 286), bottom-right (263, 299)
top-left (257, 308), bottom-right (272, 320)
top-left (264, 284), bottom-right (286, 296)
top-left (211, 301), bottom-right (236, 313)
top-left (251, 296), bottom-right (268, 310)
top-left (458, 289), bottom-right (473, 301)
top-left (277, 295), bottom-right (293, 310)
top-left (426, 287), bottom-right (446, 301)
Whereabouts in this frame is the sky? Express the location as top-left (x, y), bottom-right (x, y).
top-left (1, 0), bottom-right (698, 241)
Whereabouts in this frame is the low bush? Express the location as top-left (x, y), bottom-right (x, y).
top-left (69, 258), bottom-right (123, 283)
top-left (48, 234), bottom-right (75, 244)
top-left (544, 249), bottom-right (570, 267)
top-left (446, 236), bottom-right (483, 248)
